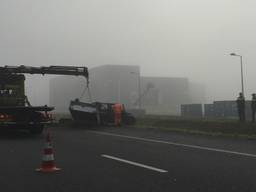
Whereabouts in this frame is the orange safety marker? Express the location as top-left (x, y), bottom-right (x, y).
top-left (36, 130), bottom-right (61, 172)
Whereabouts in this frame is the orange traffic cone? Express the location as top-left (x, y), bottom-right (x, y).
top-left (36, 130), bottom-right (61, 172)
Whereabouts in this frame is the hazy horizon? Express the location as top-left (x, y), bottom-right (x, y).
top-left (1, 0), bottom-right (255, 105)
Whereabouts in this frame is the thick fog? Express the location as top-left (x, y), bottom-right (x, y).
top-left (0, 0), bottom-right (255, 105)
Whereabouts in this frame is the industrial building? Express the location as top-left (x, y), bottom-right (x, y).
top-left (49, 65), bottom-right (205, 115)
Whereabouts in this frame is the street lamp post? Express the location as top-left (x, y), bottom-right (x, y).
top-left (230, 53), bottom-right (244, 96)
top-left (130, 71), bottom-right (141, 109)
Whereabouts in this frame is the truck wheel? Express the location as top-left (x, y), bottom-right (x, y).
top-left (29, 124), bottom-right (44, 134)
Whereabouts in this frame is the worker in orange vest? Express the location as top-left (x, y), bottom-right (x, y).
top-left (112, 103), bottom-right (122, 126)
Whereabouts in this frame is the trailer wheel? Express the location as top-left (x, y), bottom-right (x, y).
top-left (29, 124), bottom-right (44, 134)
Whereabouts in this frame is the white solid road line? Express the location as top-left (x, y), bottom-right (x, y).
top-left (89, 131), bottom-right (256, 158)
top-left (102, 154), bottom-right (168, 173)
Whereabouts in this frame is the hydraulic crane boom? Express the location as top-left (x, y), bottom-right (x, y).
top-left (0, 65), bottom-right (88, 79)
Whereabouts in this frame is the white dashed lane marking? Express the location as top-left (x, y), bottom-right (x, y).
top-left (89, 131), bottom-right (256, 158)
top-left (102, 154), bottom-right (168, 173)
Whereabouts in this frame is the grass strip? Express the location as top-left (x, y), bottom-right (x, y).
top-left (134, 117), bottom-right (256, 139)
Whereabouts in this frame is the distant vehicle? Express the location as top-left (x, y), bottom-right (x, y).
top-left (69, 99), bottom-right (136, 126)
top-left (0, 65), bottom-right (88, 134)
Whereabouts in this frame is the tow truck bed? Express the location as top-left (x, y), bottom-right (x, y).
top-left (0, 106), bottom-right (54, 113)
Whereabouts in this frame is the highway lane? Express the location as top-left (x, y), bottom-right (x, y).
top-left (89, 127), bottom-right (256, 155)
top-left (0, 126), bottom-right (256, 191)
top-left (83, 127), bottom-right (256, 191)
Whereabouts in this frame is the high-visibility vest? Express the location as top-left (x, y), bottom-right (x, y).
top-left (113, 103), bottom-right (122, 114)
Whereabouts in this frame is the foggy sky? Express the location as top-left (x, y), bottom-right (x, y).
top-left (1, 0), bottom-right (256, 105)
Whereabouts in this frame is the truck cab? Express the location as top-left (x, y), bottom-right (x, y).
top-left (0, 74), bottom-right (25, 106)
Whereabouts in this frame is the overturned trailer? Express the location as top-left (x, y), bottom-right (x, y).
top-left (69, 99), bottom-right (136, 126)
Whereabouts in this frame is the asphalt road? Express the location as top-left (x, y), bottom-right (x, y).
top-left (1, 126), bottom-right (256, 192)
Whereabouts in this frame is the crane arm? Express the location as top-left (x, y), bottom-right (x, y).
top-left (0, 65), bottom-right (89, 79)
